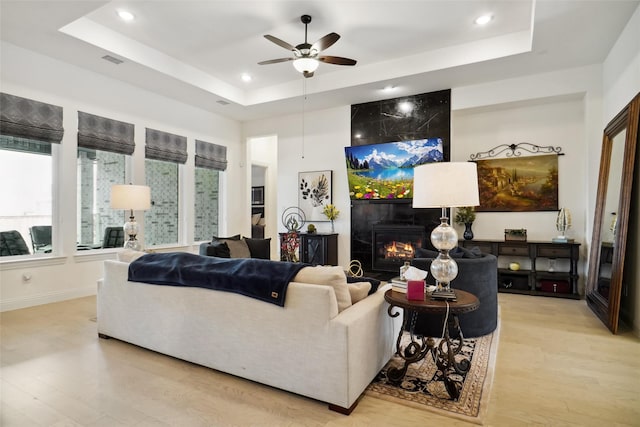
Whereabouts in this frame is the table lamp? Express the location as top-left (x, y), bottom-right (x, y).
top-left (110, 184), bottom-right (151, 251)
top-left (413, 162), bottom-right (479, 299)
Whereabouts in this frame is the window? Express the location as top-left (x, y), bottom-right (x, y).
top-left (76, 148), bottom-right (126, 248)
top-left (0, 93), bottom-right (63, 257)
top-left (144, 128), bottom-right (187, 247)
top-left (75, 111), bottom-right (135, 250)
top-left (194, 167), bottom-right (219, 241)
top-left (145, 158), bottom-right (179, 245)
top-left (0, 137), bottom-right (53, 255)
top-left (193, 139), bottom-right (226, 242)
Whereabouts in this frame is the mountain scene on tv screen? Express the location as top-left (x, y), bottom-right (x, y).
top-left (344, 138), bottom-right (443, 200)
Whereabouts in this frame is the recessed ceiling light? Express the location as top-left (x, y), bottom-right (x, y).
top-left (241, 73), bottom-right (252, 82)
top-left (383, 85), bottom-right (395, 92)
top-left (398, 101), bottom-right (413, 114)
top-left (475, 14), bottom-right (493, 25)
top-left (117, 10), bottom-right (135, 22)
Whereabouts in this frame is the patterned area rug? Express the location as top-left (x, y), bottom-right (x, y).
top-left (366, 322), bottom-right (500, 425)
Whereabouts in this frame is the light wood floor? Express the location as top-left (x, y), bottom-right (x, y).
top-left (1, 294), bottom-right (639, 427)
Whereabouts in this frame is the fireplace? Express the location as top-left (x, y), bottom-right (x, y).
top-left (372, 224), bottom-right (426, 272)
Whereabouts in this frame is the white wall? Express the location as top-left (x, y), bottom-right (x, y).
top-left (244, 107), bottom-right (352, 265)
top-left (3, 4), bottom-right (637, 312)
top-left (248, 135), bottom-right (278, 257)
top-left (0, 42), bottom-right (243, 311)
top-left (603, 4), bottom-right (640, 122)
top-left (244, 68), bottom-right (603, 283)
top-left (453, 96), bottom-right (587, 291)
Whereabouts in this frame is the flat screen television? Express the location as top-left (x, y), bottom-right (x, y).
top-left (344, 138), bottom-right (443, 200)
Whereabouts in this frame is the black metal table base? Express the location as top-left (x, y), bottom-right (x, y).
top-left (386, 307), bottom-right (470, 400)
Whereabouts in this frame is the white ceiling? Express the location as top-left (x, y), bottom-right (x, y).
top-left (1, 1), bottom-right (638, 121)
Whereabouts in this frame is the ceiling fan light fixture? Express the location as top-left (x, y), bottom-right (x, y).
top-left (293, 57), bottom-right (319, 73)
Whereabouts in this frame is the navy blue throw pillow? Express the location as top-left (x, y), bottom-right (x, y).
top-left (206, 241), bottom-right (231, 258)
top-left (243, 237), bottom-right (271, 259)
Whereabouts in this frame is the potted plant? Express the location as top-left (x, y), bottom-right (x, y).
top-left (454, 206), bottom-right (476, 240)
top-left (323, 204), bottom-right (340, 233)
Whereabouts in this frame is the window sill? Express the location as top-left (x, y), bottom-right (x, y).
top-left (0, 255), bottom-right (67, 271)
top-left (73, 249), bottom-right (120, 263)
top-left (146, 244), bottom-right (193, 253)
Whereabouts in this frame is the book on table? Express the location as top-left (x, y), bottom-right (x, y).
top-left (391, 277), bottom-right (407, 293)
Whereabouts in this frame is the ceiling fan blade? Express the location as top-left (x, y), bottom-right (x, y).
top-left (264, 35), bottom-right (297, 52)
top-left (318, 56), bottom-right (357, 66)
top-left (258, 57), bottom-right (294, 65)
top-left (312, 32), bottom-right (340, 51)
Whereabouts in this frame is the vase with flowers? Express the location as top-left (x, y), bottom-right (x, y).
top-left (454, 206), bottom-right (476, 240)
top-left (323, 204), bottom-right (340, 233)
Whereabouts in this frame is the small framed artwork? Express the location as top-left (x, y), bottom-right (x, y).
top-left (251, 186), bottom-right (264, 205)
top-left (298, 170), bottom-right (332, 221)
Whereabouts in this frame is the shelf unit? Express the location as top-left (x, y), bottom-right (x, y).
top-left (300, 233), bottom-right (338, 266)
top-left (459, 239), bottom-right (581, 299)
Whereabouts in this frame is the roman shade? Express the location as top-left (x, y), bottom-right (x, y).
top-left (77, 111), bottom-right (135, 155)
top-left (195, 139), bottom-right (227, 171)
top-left (0, 92), bottom-right (63, 144)
top-left (145, 128), bottom-right (187, 164)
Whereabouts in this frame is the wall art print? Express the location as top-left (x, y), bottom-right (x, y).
top-left (476, 154), bottom-right (558, 212)
top-left (299, 170), bottom-right (332, 221)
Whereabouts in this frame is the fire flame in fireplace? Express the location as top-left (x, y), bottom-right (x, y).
top-left (384, 241), bottom-right (415, 259)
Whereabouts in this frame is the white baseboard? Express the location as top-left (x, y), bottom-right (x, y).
top-left (0, 285), bottom-right (96, 312)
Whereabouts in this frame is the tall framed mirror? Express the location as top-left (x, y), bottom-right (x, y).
top-left (586, 93), bottom-right (639, 333)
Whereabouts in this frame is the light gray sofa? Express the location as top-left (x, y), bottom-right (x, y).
top-left (97, 259), bottom-right (400, 414)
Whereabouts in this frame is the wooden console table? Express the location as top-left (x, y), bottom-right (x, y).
top-left (459, 239), bottom-right (581, 299)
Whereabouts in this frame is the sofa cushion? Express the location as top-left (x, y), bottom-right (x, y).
top-left (117, 249), bottom-right (147, 263)
top-left (415, 247), bottom-right (439, 258)
top-left (346, 276), bottom-right (381, 295)
top-left (225, 239), bottom-right (251, 258)
top-left (416, 245), bottom-right (483, 259)
top-left (205, 241), bottom-right (231, 258)
top-left (293, 266), bottom-right (352, 312)
top-left (348, 281), bottom-right (372, 304)
top-left (243, 237), bottom-right (271, 259)
top-left (212, 234), bottom-right (241, 241)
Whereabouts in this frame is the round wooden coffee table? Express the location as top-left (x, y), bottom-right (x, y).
top-left (384, 288), bottom-right (480, 400)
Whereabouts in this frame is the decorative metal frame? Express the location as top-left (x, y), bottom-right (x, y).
top-left (470, 142), bottom-right (564, 160)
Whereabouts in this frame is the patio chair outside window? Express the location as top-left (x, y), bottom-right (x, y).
top-left (29, 226), bottom-right (52, 253)
top-left (102, 227), bottom-right (125, 248)
top-left (0, 230), bottom-right (31, 256)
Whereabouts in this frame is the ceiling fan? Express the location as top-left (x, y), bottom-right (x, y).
top-left (258, 14), bottom-right (357, 78)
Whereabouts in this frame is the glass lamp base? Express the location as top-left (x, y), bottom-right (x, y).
top-left (123, 239), bottom-right (142, 251)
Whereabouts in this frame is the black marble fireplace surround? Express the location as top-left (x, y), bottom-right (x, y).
top-left (349, 89), bottom-right (451, 275)
top-left (351, 200), bottom-right (442, 274)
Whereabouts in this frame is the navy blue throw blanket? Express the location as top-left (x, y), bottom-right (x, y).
top-left (128, 253), bottom-right (306, 306)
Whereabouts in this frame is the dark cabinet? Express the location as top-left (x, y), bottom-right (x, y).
top-left (300, 233), bottom-right (338, 266)
top-left (459, 239), bottom-right (581, 299)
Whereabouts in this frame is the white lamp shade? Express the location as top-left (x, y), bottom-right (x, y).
top-left (293, 57), bottom-right (319, 73)
top-left (110, 185), bottom-right (151, 210)
top-left (412, 162), bottom-right (480, 208)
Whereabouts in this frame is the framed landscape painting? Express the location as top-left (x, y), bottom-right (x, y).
top-left (476, 154), bottom-right (559, 212)
top-left (299, 170), bottom-right (332, 221)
